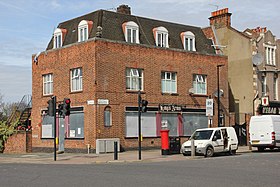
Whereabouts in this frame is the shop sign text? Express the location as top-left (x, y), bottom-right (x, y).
top-left (262, 106), bottom-right (280, 115)
top-left (159, 104), bottom-right (182, 112)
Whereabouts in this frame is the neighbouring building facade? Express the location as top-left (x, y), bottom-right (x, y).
top-left (32, 5), bottom-right (228, 152)
top-left (243, 27), bottom-right (280, 114)
top-left (203, 8), bottom-right (254, 125)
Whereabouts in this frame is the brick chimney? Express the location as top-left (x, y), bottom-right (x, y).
top-left (209, 8), bottom-right (232, 29)
top-left (117, 4), bottom-right (131, 15)
top-left (252, 27), bottom-right (267, 34)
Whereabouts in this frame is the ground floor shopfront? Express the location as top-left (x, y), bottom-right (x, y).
top-left (125, 105), bottom-right (208, 138)
top-left (32, 102), bottom-right (224, 153)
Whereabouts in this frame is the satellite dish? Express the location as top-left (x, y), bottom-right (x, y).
top-left (189, 88), bottom-right (194, 94)
top-left (213, 89), bottom-right (224, 97)
top-left (252, 53), bottom-right (263, 66)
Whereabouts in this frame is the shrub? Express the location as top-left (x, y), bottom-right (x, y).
top-left (0, 120), bottom-right (17, 153)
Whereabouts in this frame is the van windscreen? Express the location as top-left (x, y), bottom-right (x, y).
top-left (191, 130), bottom-right (213, 140)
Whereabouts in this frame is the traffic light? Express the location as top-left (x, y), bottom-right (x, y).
top-left (62, 98), bottom-right (71, 118)
top-left (47, 99), bottom-right (54, 116)
top-left (141, 100), bottom-right (148, 113)
top-left (58, 104), bottom-right (63, 116)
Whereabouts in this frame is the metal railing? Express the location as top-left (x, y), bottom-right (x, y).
top-left (7, 95), bottom-right (32, 125)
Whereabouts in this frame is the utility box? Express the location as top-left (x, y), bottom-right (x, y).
top-left (96, 138), bottom-right (120, 154)
top-left (169, 137), bottom-right (181, 154)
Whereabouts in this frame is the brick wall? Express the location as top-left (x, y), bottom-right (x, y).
top-left (32, 38), bottom-right (228, 152)
top-left (3, 131), bottom-right (32, 154)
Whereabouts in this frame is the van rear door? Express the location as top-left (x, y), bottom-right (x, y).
top-left (226, 127), bottom-right (238, 150)
top-left (250, 117), bottom-right (273, 145)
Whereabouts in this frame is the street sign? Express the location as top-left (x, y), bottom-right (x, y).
top-left (206, 99), bottom-right (214, 116)
top-left (261, 96), bottom-right (269, 106)
top-left (87, 100), bottom-right (95, 105)
top-left (98, 99), bottom-right (109, 105)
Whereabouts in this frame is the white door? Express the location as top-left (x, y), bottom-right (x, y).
top-left (212, 130), bottom-right (224, 152)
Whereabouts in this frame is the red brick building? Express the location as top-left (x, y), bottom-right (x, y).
top-left (31, 5), bottom-right (228, 152)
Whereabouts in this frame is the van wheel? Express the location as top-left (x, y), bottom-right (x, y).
top-left (205, 147), bottom-right (214, 157)
top-left (257, 147), bottom-right (265, 152)
top-left (228, 147), bottom-right (236, 155)
top-left (230, 150), bottom-right (236, 155)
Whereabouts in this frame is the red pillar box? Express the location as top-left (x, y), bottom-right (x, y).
top-left (160, 129), bottom-right (170, 155)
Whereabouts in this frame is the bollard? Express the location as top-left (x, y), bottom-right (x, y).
top-left (87, 144), bottom-right (91, 154)
top-left (191, 138), bottom-right (195, 157)
top-left (114, 141), bottom-right (118, 160)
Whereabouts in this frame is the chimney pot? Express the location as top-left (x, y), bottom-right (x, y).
top-left (117, 4), bottom-right (131, 15)
top-left (209, 8), bottom-right (232, 28)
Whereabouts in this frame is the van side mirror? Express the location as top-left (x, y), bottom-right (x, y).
top-left (212, 136), bottom-right (217, 141)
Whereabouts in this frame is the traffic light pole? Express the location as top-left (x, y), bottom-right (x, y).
top-left (138, 90), bottom-right (141, 160)
top-left (53, 96), bottom-right (57, 161)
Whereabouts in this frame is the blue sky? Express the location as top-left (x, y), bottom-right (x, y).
top-left (0, 0), bottom-right (279, 103)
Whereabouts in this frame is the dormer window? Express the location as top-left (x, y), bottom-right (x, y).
top-left (53, 28), bottom-right (63, 49)
top-left (122, 21), bottom-right (139, 44)
top-left (78, 20), bottom-right (90, 42)
top-left (153, 27), bottom-right (169, 48)
top-left (181, 31), bottom-right (196, 51)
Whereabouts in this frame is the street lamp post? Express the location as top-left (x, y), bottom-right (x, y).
top-left (217, 64), bottom-right (224, 127)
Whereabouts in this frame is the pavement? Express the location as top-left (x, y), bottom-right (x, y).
top-left (0, 146), bottom-right (254, 164)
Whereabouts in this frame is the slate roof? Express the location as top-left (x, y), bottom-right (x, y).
top-left (46, 9), bottom-right (216, 54)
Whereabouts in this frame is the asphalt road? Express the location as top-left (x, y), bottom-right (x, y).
top-left (1, 151), bottom-right (280, 187)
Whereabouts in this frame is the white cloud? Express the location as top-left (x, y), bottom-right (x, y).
top-left (50, 0), bottom-right (62, 9)
top-left (1, 0), bottom-right (280, 103)
top-left (0, 36), bottom-right (46, 67)
top-left (0, 1), bottom-right (50, 19)
top-left (142, 0), bottom-right (209, 4)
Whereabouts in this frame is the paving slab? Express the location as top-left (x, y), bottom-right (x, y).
top-left (0, 146), bottom-right (252, 164)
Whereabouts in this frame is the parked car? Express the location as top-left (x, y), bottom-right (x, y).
top-left (249, 115), bottom-right (280, 151)
top-left (181, 127), bottom-right (238, 157)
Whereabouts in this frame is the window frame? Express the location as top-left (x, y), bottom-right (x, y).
top-left (154, 26), bottom-right (169, 48)
top-left (182, 113), bottom-right (208, 136)
top-left (125, 111), bottom-right (157, 138)
top-left (53, 28), bottom-right (63, 49)
top-left (193, 74), bottom-right (207, 95)
top-left (123, 21), bottom-right (140, 44)
top-left (182, 31), bottom-right (196, 51)
top-left (261, 75), bottom-right (267, 97)
top-left (66, 110), bottom-right (84, 139)
top-left (274, 75), bottom-right (278, 100)
top-left (126, 68), bottom-right (144, 91)
top-left (71, 68), bottom-right (83, 92)
top-left (265, 45), bottom-right (276, 66)
top-left (43, 73), bottom-right (53, 96)
top-left (104, 106), bottom-right (112, 127)
top-left (41, 114), bottom-right (54, 138)
top-left (161, 71), bottom-right (177, 94)
top-left (78, 20), bottom-right (89, 42)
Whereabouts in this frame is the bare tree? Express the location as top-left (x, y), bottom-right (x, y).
top-left (0, 93), bottom-right (4, 121)
top-left (0, 93), bottom-right (18, 121)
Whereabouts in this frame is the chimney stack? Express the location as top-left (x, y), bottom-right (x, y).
top-left (209, 8), bottom-right (232, 29)
top-left (252, 27), bottom-right (267, 34)
top-left (117, 5), bottom-right (131, 15)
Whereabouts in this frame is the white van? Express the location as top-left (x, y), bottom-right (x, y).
top-left (181, 127), bottom-right (238, 157)
top-left (249, 115), bottom-right (280, 151)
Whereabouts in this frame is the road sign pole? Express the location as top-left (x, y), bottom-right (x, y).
top-left (138, 90), bottom-right (142, 160)
top-left (53, 96), bottom-right (57, 161)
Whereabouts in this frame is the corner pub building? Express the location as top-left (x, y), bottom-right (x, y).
top-left (31, 5), bottom-right (228, 153)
